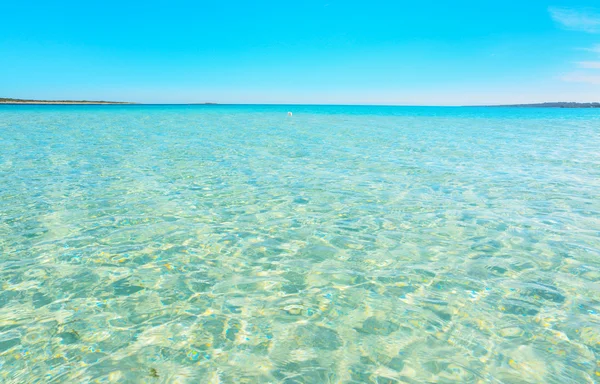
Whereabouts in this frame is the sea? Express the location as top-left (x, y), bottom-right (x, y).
top-left (0, 105), bottom-right (599, 383)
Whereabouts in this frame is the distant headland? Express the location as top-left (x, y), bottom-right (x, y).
top-left (487, 102), bottom-right (600, 108)
top-left (0, 98), bottom-right (134, 105)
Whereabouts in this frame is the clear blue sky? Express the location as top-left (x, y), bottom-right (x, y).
top-left (1, 0), bottom-right (599, 105)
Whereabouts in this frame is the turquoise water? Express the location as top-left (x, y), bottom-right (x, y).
top-left (0, 105), bottom-right (599, 383)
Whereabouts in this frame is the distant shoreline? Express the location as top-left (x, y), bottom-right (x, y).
top-left (0, 102), bottom-right (133, 105)
top-left (0, 98), bottom-right (134, 105)
top-left (485, 102), bottom-right (600, 108)
top-left (2, 98), bottom-right (599, 108)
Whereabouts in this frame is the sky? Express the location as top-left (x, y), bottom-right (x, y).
top-left (1, 0), bottom-right (600, 105)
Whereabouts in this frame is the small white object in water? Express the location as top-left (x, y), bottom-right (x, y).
top-left (288, 112), bottom-right (293, 117)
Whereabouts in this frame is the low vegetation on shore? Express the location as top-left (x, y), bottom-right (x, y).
top-left (0, 98), bottom-right (133, 104)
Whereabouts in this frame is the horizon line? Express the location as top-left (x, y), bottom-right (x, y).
top-left (2, 99), bottom-right (600, 108)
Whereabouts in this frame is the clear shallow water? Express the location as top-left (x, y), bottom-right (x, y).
top-left (0, 105), bottom-right (599, 383)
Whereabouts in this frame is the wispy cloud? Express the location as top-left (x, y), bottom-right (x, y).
top-left (577, 61), bottom-right (600, 69)
top-left (578, 44), bottom-right (600, 53)
top-left (549, 7), bottom-right (600, 33)
top-left (584, 44), bottom-right (600, 53)
top-left (561, 72), bottom-right (600, 84)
